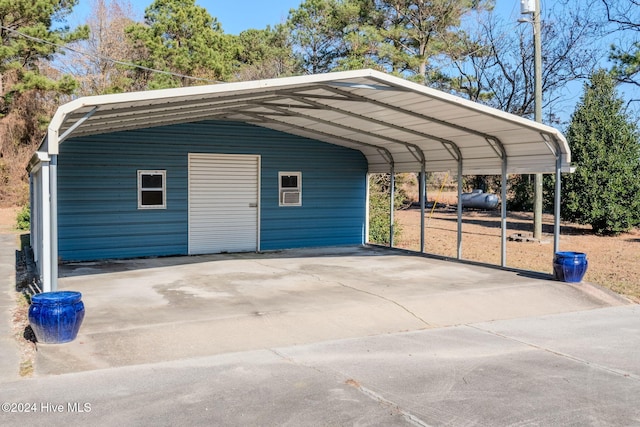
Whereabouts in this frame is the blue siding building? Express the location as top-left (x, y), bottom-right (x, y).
top-left (57, 120), bottom-right (368, 262)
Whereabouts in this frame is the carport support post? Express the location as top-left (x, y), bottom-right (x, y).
top-left (456, 161), bottom-right (463, 259)
top-left (501, 160), bottom-right (508, 267)
top-left (41, 160), bottom-right (52, 292)
top-left (419, 167), bottom-right (426, 253)
top-left (40, 158), bottom-right (60, 293)
top-left (50, 154), bottom-right (58, 291)
top-left (554, 155), bottom-right (561, 254)
top-left (365, 173), bottom-right (370, 243)
top-left (389, 168), bottom-right (395, 247)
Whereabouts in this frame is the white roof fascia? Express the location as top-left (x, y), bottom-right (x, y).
top-left (47, 100), bottom-right (78, 155)
top-left (26, 151), bottom-right (51, 174)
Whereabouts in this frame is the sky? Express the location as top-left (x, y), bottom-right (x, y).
top-left (67, 1), bottom-right (631, 123)
top-left (71, 0), bottom-right (305, 34)
top-left (72, 0), bottom-right (522, 35)
top-left (199, 0), bottom-right (303, 34)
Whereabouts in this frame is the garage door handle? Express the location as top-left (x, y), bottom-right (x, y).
top-left (249, 203), bottom-right (257, 207)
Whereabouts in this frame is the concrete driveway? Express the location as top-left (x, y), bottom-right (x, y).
top-left (3, 244), bottom-right (639, 426)
top-left (35, 245), bottom-right (625, 375)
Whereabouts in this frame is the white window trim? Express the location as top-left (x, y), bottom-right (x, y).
top-left (279, 171), bottom-right (302, 207)
top-left (138, 170), bottom-right (166, 209)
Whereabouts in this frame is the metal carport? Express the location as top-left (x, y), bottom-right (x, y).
top-left (28, 69), bottom-right (572, 292)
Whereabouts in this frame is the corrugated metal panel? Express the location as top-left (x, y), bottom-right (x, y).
top-left (188, 153), bottom-right (259, 254)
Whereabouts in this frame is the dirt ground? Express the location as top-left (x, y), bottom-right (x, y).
top-left (393, 192), bottom-right (640, 303)
top-left (0, 206), bottom-right (19, 234)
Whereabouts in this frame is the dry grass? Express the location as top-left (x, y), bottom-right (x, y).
top-left (393, 193), bottom-right (640, 303)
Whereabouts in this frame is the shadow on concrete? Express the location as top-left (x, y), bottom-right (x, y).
top-left (384, 245), bottom-right (554, 281)
top-left (58, 245), bottom-right (394, 278)
top-left (57, 244), bottom-right (556, 284)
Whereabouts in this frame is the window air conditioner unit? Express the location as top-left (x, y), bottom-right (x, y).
top-left (281, 190), bottom-right (301, 205)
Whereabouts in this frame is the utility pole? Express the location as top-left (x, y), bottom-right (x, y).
top-left (520, 0), bottom-right (543, 240)
top-left (533, 0), bottom-right (543, 240)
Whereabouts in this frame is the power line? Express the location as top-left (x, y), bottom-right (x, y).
top-left (0, 24), bottom-right (223, 85)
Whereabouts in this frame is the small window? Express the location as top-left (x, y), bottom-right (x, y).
top-left (138, 170), bottom-right (166, 209)
top-left (279, 171), bottom-right (302, 206)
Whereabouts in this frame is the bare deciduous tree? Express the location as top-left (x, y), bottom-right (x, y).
top-left (601, 0), bottom-right (640, 30)
top-left (450, 1), bottom-right (603, 123)
top-left (60, 0), bottom-right (140, 94)
top-left (601, 0), bottom-right (640, 89)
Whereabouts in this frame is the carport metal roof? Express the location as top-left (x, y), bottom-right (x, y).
top-left (31, 69), bottom-right (571, 293)
top-left (42, 68), bottom-right (571, 175)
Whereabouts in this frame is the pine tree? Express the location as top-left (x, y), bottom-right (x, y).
top-left (125, 0), bottom-right (237, 88)
top-left (0, 0), bottom-right (89, 111)
top-left (234, 26), bottom-right (301, 81)
top-left (287, 0), bottom-right (490, 81)
top-left (562, 70), bottom-right (640, 235)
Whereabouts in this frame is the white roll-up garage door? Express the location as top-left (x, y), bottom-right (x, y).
top-left (188, 153), bottom-right (260, 254)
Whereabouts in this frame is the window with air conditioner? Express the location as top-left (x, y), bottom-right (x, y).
top-left (279, 172), bottom-right (301, 206)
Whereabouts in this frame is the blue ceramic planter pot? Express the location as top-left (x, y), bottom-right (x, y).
top-left (553, 252), bottom-right (588, 283)
top-left (28, 291), bottom-right (85, 344)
